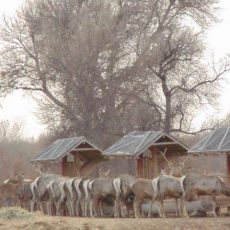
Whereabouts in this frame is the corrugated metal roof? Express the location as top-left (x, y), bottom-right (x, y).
top-left (104, 130), bottom-right (188, 156)
top-left (31, 137), bottom-right (102, 161)
top-left (189, 127), bottom-right (230, 153)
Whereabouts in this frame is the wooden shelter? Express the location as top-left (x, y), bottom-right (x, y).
top-left (104, 131), bottom-right (188, 178)
top-left (31, 137), bottom-right (104, 177)
top-left (189, 127), bottom-right (230, 183)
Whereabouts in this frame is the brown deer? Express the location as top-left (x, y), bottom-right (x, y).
top-left (131, 178), bottom-right (155, 218)
top-left (0, 175), bottom-right (25, 207)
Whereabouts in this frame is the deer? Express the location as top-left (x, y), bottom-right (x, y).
top-left (0, 175), bottom-right (25, 207)
top-left (131, 178), bottom-right (155, 218)
top-left (150, 149), bottom-right (187, 218)
top-left (181, 173), bottom-right (230, 217)
top-left (46, 176), bottom-right (69, 216)
top-left (4, 176), bottom-right (33, 210)
top-left (86, 169), bottom-right (129, 218)
top-left (152, 173), bottom-right (185, 218)
top-left (30, 173), bottom-right (61, 215)
top-left (59, 177), bottom-right (78, 216)
top-left (114, 174), bottom-right (137, 218)
top-left (89, 176), bottom-right (118, 217)
top-left (72, 177), bottom-right (86, 216)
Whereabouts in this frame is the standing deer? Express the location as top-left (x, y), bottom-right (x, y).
top-left (46, 176), bottom-right (69, 216)
top-left (115, 174), bottom-right (137, 217)
top-left (131, 178), bottom-right (155, 218)
top-left (30, 174), bottom-right (60, 214)
top-left (181, 174), bottom-right (230, 217)
top-left (152, 174), bottom-right (185, 218)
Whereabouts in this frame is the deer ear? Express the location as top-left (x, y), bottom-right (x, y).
top-left (160, 169), bottom-right (165, 175)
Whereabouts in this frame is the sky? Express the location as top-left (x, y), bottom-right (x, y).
top-left (0, 0), bottom-right (230, 138)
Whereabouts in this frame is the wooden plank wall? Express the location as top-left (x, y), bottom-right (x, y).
top-left (137, 146), bottom-right (159, 178)
top-left (62, 154), bottom-right (80, 177)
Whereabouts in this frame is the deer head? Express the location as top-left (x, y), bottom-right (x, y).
top-left (98, 168), bottom-right (111, 178)
top-left (160, 148), bottom-right (188, 177)
top-left (33, 162), bottom-right (49, 174)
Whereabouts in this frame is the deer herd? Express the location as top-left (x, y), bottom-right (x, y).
top-left (1, 169), bottom-right (230, 219)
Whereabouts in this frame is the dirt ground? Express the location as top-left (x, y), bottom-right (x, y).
top-left (1, 215), bottom-right (230, 230)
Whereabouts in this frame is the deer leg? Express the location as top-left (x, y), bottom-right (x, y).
top-left (71, 202), bottom-right (75, 216)
top-left (79, 198), bottom-right (85, 216)
top-left (175, 198), bottom-right (179, 217)
top-left (182, 197), bottom-right (189, 218)
top-left (75, 199), bottom-right (79, 216)
top-left (114, 197), bottom-right (119, 217)
top-left (120, 201), bottom-right (126, 218)
top-left (30, 199), bottom-right (36, 212)
top-left (66, 197), bottom-right (73, 216)
top-left (56, 201), bottom-right (63, 216)
top-left (66, 200), bottom-right (71, 216)
top-left (113, 198), bottom-right (117, 217)
top-left (178, 198), bottom-right (182, 217)
top-left (138, 200), bottom-right (143, 218)
top-left (133, 197), bottom-right (140, 218)
top-left (47, 201), bottom-right (52, 216)
top-left (148, 198), bottom-right (155, 218)
top-left (99, 200), bottom-right (104, 217)
top-left (66, 198), bottom-right (74, 216)
top-left (84, 198), bottom-right (88, 217)
top-left (211, 195), bottom-right (217, 217)
top-left (89, 198), bottom-right (94, 217)
top-left (159, 200), bottom-right (166, 218)
top-left (92, 197), bottom-right (99, 217)
top-left (39, 202), bottom-right (45, 214)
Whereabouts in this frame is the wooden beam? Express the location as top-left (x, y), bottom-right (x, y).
top-left (153, 142), bottom-right (180, 146)
top-left (74, 148), bottom-right (98, 151)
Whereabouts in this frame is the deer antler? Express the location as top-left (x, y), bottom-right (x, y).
top-left (98, 168), bottom-right (103, 177)
top-left (105, 169), bottom-right (111, 177)
top-left (160, 148), bottom-right (174, 176)
top-left (32, 162), bottom-right (48, 175)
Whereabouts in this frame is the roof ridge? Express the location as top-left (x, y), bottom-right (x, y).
top-left (57, 136), bottom-right (84, 141)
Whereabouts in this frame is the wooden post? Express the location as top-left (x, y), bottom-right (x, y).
top-left (227, 153), bottom-right (230, 184)
top-left (151, 146), bottom-right (158, 177)
top-left (62, 156), bottom-right (67, 176)
top-left (75, 153), bottom-right (81, 177)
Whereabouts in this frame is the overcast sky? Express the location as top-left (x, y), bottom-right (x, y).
top-left (0, 0), bottom-right (230, 138)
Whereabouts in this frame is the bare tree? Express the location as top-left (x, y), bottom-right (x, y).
top-left (133, 28), bottom-right (230, 134)
top-left (0, 0), bottom-right (227, 145)
top-left (0, 119), bottom-right (25, 141)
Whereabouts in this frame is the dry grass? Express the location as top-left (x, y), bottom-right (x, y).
top-left (0, 207), bottom-right (34, 220)
top-left (0, 209), bottom-right (229, 230)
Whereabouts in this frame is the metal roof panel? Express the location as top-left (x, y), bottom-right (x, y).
top-left (31, 136), bottom-right (101, 161)
top-left (189, 127), bottom-right (230, 153)
top-left (105, 130), bottom-right (187, 156)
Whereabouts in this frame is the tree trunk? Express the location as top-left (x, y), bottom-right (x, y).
top-left (164, 94), bottom-right (171, 133)
top-left (161, 76), bottom-right (171, 133)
